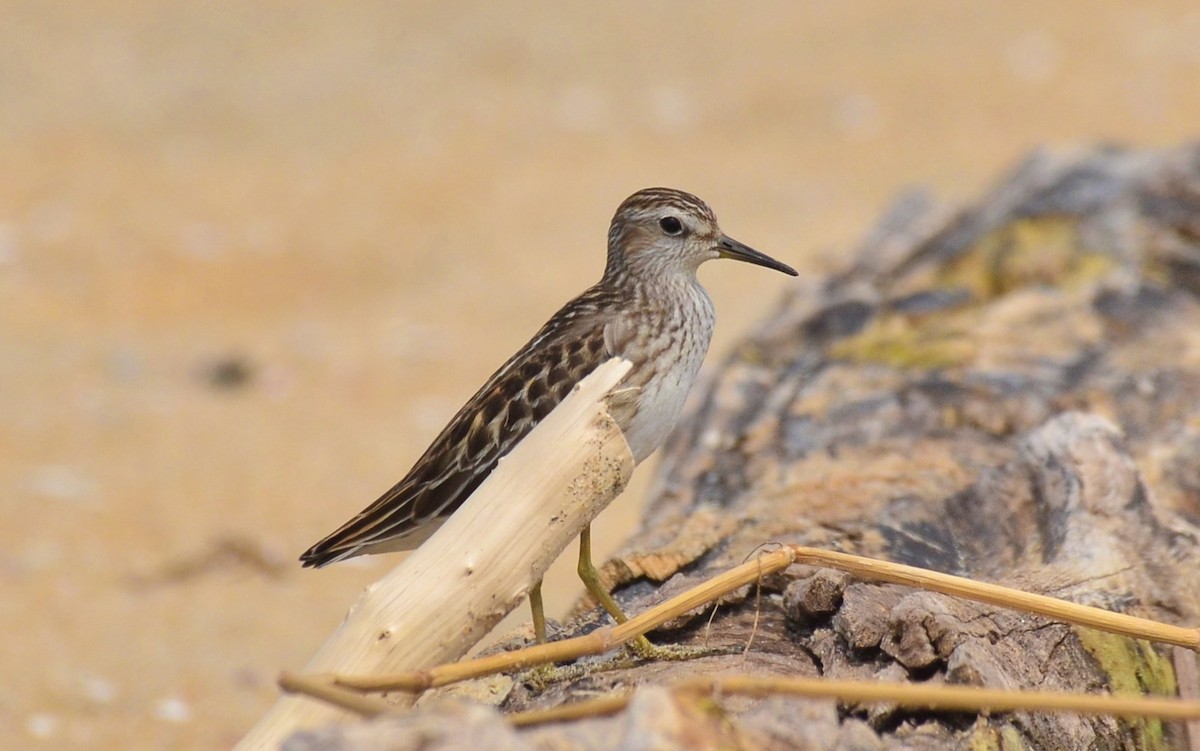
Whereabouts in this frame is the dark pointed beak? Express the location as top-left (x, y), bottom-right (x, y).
top-left (717, 235), bottom-right (798, 276)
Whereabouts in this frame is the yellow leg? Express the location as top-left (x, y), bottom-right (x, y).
top-left (529, 579), bottom-right (547, 644)
top-left (520, 525), bottom-right (717, 681)
top-left (576, 524), bottom-right (660, 657)
top-left (576, 525), bottom-right (629, 623)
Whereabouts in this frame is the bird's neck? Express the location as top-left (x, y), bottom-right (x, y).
top-left (602, 260), bottom-right (701, 297)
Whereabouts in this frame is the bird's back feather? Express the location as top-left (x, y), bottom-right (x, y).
top-left (299, 285), bottom-right (618, 567)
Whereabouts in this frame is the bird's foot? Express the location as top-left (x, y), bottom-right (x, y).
top-left (626, 635), bottom-right (737, 662)
top-left (518, 639), bottom-right (735, 693)
top-left (519, 661), bottom-right (595, 692)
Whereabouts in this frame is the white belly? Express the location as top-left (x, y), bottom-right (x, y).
top-left (619, 284), bottom-right (715, 463)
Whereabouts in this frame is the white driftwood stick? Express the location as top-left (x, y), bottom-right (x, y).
top-left (236, 357), bottom-right (635, 750)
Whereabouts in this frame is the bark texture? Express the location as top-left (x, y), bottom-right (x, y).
top-left (286, 145), bottom-right (1200, 751)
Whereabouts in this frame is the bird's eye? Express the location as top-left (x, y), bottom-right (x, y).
top-left (659, 216), bottom-right (684, 236)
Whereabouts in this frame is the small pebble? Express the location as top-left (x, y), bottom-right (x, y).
top-left (154, 697), bottom-right (192, 723)
top-left (26, 713), bottom-right (59, 739)
top-left (26, 465), bottom-right (96, 503)
top-left (201, 355), bottom-right (254, 390)
top-left (1005, 29), bottom-right (1063, 84)
top-left (81, 675), bottom-right (117, 706)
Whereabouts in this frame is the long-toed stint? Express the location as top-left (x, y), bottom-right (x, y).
top-left (300, 187), bottom-right (797, 657)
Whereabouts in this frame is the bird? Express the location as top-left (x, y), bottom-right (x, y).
top-left (300, 187), bottom-right (797, 651)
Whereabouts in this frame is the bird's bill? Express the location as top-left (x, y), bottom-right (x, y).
top-left (717, 236), bottom-right (798, 276)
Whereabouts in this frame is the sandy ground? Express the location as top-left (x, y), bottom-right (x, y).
top-left (3, 2), bottom-right (1199, 748)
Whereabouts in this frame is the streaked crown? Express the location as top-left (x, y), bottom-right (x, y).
top-left (603, 187), bottom-right (798, 283)
top-left (604, 188), bottom-right (723, 281)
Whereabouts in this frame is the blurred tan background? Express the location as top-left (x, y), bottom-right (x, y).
top-left (3, 1), bottom-right (1199, 748)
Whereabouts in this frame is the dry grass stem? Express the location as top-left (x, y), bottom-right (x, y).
top-left (503, 676), bottom-right (1200, 728)
top-left (684, 675), bottom-right (1200, 720)
top-left (789, 546), bottom-right (1200, 650)
top-left (277, 672), bottom-right (394, 719)
top-left (279, 670), bottom-right (1200, 727)
top-left (508, 692), bottom-right (632, 727)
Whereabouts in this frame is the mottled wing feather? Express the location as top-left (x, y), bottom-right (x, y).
top-left (299, 286), bottom-right (617, 567)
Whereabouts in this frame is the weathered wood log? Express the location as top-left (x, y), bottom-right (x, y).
top-left (285, 144), bottom-right (1200, 751)
top-left (238, 359), bottom-right (634, 750)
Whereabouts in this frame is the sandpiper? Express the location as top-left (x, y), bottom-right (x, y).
top-left (301, 187), bottom-right (797, 650)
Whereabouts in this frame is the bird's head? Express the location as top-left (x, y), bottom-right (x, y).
top-left (604, 187), bottom-right (797, 281)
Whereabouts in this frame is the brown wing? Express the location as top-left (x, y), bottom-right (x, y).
top-left (299, 286), bottom-right (616, 567)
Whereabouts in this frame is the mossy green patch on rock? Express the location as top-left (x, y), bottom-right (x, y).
top-left (1075, 628), bottom-right (1178, 750)
top-left (966, 724), bottom-right (1030, 751)
top-left (826, 314), bottom-right (976, 369)
top-left (829, 216), bottom-right (1121, 371)
top-left (937, 217), bottom-right (1118, 300)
